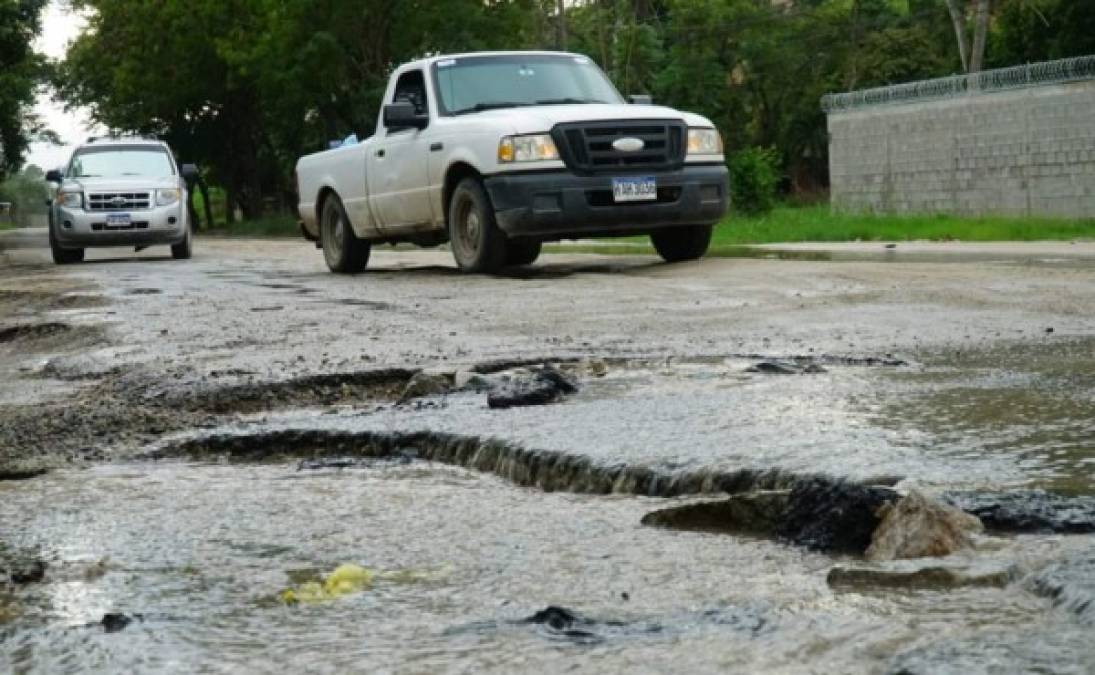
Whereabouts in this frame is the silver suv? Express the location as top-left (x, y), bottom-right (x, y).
top-left (46, 137), bottom-right (196, 264)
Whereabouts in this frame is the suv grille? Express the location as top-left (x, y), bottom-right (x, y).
top-left (552, 120), bottom-right (686, 174)
top-left (87, 192), bottom-right (152, 211)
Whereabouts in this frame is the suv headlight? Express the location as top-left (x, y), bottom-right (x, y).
top-left (687, 128), bottom-right (723, 156)
top-left (56, 191), bottom-right (82, 208)
top-left (498, 134), bottom-right (560, 163)
top-left (156, 188), bottom-right (181, 206)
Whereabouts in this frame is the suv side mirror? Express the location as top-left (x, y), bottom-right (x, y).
top-left (383, 102), bottom-right (428, 131)
top-left (628, 94), bottom-right (653, 105)
top-left (45, 169), bottom-right (63, 183)
top-left (180, 164), bottom-right (199, 180)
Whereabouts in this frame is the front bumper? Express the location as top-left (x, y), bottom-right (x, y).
top-left (484, 164), bottom-right (729, 240)
top-left (54, 203), bottom-right (188, 248)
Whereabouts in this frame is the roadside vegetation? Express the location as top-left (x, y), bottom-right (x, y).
top-left (713, 206), bottom-right (1095, 244)
top-left (42, 0), bottom-right (1095, 224)
top-left (206, 215), bottom-right (299, 238)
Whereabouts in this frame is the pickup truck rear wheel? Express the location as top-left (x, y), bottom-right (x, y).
top-left (448, 178), bottom-right (506, 273)
top-left (505, 239), bottom-right (541, 267)
top-left (650, 225), bottom-right (713, 263)
top-left (321, 195), bottom-right (370, 274)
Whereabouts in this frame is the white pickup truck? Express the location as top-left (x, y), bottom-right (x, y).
top-left (295, 51), bottom-right (729, 274)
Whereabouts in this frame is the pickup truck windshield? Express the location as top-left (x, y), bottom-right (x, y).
top-left (69, 146), bottom-right (175, 178)
top-left (435, 54), bottom-right (625, 115)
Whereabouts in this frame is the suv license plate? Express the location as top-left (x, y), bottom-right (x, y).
top-left (106, 213), bottom-right (132, 227)
top-left (612, 176), bottom-right (657, 203)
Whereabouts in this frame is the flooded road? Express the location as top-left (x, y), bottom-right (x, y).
top-left (3, 462), bottom-right (1093, 673)
top-left (2, 234), bottom-right (1094, 672)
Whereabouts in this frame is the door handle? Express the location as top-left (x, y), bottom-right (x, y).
top-left (430, 142), bottom-right (443, 152)
top-left (376, 149), bottom-right (385, 158)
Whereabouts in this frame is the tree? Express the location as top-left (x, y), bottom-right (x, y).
top-left (945, 0), bottom-right (992, 73)
top-left (58, 0), bottom-right (547, 219)
top-left (0, 0), bottom-right (49, 180)
top-left (0, 164), bottom-right (49, 227)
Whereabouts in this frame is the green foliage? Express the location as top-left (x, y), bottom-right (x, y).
top-left (52, 0), bottom-right (1095, 212)
top-left (0, 164), bottom-right (49, 227)
top-left (0, 0), bottom-right (48, 180)
top-left (714, 205), bottom-right (1095, 244)
top-left (992, 0), bottom-right (1095, 66)
top-left (729, 147), bottom-right (781, 216)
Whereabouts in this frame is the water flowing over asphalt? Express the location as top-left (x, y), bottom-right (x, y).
top-left (2, 235), bottom-right (1094, 672)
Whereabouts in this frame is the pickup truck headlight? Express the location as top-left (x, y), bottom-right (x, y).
top-left (687, 128), bottom-right (724, 156)
top-left (156, 188), bottom-right (181, 206)
top-left (56, 191), bottom-right (82, 208)
top-left (498, 134), bottom-right (560, 163)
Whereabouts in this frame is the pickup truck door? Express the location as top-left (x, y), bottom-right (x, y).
top-left (367, 69), bottom-right (434, 231)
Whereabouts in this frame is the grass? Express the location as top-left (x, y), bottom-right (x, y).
top-left (209, 205), bottom-right (1095, 249)
top-left (205, 214), bottom-right (299, 238)
top-left (710, 205), bottom-right (1095, 245)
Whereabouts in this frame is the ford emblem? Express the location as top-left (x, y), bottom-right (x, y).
top-left (612, 137), bottom-right (645, 153)
top-left (111, 196), bottom-right (127, 207)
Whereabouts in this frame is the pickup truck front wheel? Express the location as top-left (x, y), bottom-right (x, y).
top-left (321, 195), bottom-right (370, 274)
top-left (650, 225), bottom-right (713, 263)
top-left (448, 178), bottom-right (507, 273)
top-left (505, 239), bottom-right (541, 267)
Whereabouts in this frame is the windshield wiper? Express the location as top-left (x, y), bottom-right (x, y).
top-left (451, 101), bottom-right (530, 115)
top-left (535, 98), bottom-right (608, 105)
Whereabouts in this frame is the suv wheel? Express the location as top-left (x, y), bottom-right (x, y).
top-left (651, 225), bottom-right (713, 263)
top-left (321, 195), bottom-right (370, 273)
top-left (448, 177), bottom-right (506, 273)
top-left (49, 225), bottom-right (84, 265)
top-left (171, 223), bottom-right (193, 260)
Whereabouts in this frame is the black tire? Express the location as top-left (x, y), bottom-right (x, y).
top-left (320, 194), bottom-right (370, 274)
top-left (448, 177), bottom-right (506, 273)
top-left (49, 225), bottom-right (83, 265)
top-left (650, 225), bottom-right (713, 263)
top-left (505, 239), bottom-right (542, 267)
top-left (171, 222), bottom-right (193, 260)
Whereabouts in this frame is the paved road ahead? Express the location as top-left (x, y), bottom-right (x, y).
top-left (2, 229), bottom-right (1094, 396)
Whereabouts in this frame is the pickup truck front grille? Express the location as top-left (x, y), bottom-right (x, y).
top-left (87, 192), bottom-right (152, 211)
top-left (552, 120), bottom-right (686, 174)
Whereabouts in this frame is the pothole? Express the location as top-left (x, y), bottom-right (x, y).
top-left (0, 322), bottom-right (76, 344)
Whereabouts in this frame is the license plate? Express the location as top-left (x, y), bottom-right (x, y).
top-left (106, 213), bottom-right (132, 227)
top-left (612, 176), bottom-right (657, 203)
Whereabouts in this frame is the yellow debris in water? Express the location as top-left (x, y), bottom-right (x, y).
top-left (279, 563), bottom-right (374, 605)
top-left (324, 563), bottom-right (374, 595)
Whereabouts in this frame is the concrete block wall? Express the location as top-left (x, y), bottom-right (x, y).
top-left (827, 80), bottom-right (1095, 217)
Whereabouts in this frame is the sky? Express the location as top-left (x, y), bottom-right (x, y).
top-left (25, 1), bottom-right (101, 171)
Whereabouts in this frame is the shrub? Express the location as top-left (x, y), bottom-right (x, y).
top-left (729, 147), bottom-right (781, 215)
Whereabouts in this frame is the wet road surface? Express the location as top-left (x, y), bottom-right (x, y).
top-left (2, 230), bottom-right (1094, 672)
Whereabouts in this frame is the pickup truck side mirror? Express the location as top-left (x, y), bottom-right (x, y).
top-left (628, 94), bottom-right (653, 105)
top-left (383, 102), bottom-right (428, 131)
top-left (45, 169), bottom-right (63, 183)
top-left (180, 164), bottom-right (199, 180)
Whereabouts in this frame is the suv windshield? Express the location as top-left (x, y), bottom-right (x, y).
top-left (434, 54), bottom-right (624, 115)
top-left (69, 146), bottom-right (175, 178)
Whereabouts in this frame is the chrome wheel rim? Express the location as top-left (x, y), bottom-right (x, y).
top-left (323, 205), bottom-right (343, 263)
top-left (453, 197), bottom-right (481, 262)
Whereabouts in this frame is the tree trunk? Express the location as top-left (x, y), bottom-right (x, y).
top-left (555, 0), bottom-right (567, 50)
top-left (224, 190), bottom-right (236, 225)
top-left (198, 178), bottom-right (214, 229)
top-left (945, 0), bottom-right (971, 73)
top-left (969, 0), bottom-right (991, 73)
